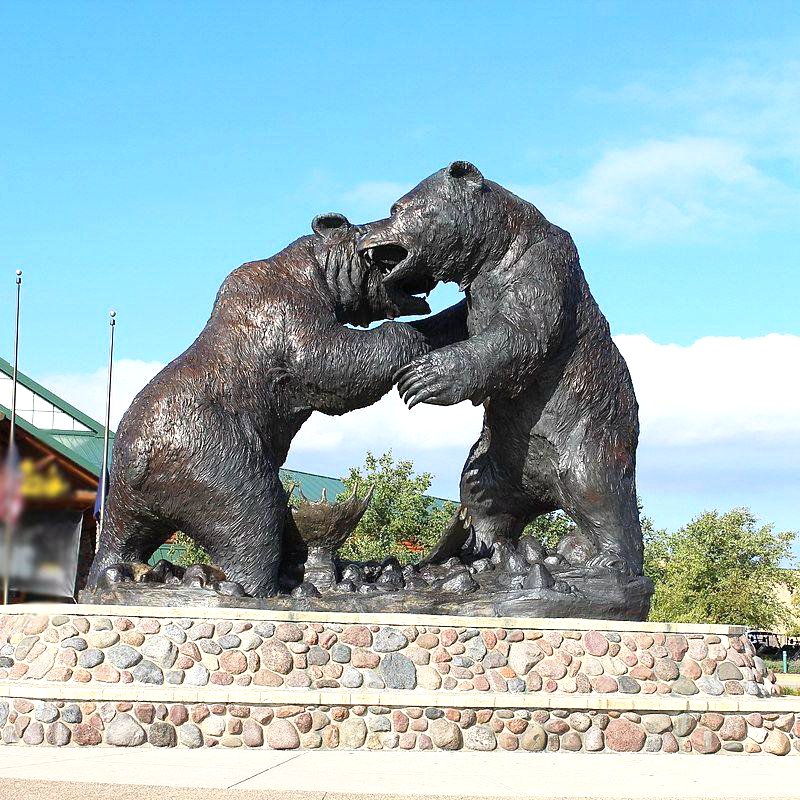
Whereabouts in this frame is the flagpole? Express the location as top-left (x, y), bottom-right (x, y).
top-left (96, 310), bottom-right (115, 550)
top-left (3, 269), bottom-right (22, 605)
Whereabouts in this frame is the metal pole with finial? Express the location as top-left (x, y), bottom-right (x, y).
top-left (3, 269), bottom-right (22, 605)
top-left (96, 310), bottom-right (116, 550)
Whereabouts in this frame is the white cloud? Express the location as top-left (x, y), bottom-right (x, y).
top-left (293, 332), bottom-right (800, 458)
top-left (292, 391), bottom-right (482, 454)
top-left (43, 334), bottom-right (800, 452)
top-left (532, 54), bottom-right (800, 243)
top-left (597, 56), bottom-right (800, 163)
top-left (43, 359), bottom-right (164, 428)
top-left (514, 136), bottom-right (795, 241)
top-left (39, 335), bottom-right (799, 508)
top-left (617, 333), bottom-right (800, 446)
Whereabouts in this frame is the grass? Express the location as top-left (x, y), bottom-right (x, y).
top-left (780, 686), bottom-right (800, 696)
top-left (764, 657), bottom-right (800, 675)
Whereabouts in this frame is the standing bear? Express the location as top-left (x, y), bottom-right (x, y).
top-left (88, 213), bottom-right (434, 596)
top-left (358, 161), bottom-right (643, 576)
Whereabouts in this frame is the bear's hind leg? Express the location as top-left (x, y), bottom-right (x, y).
top-left (184, 463), bottom-right (288, 597)
top-left (558, 458), bottom-right (643, 576)
top-left (428, 433), bottom-right (533, 563)
top-left (457, 433), bottom-right (555, 558)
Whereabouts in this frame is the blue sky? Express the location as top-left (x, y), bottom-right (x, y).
top-left (1, 2), bottom-right (798, 544)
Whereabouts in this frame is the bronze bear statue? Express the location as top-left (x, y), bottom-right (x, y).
top-left (88, 213), bottom-right (433, 596)
top-left (359, 161), bottom-right (643, 576)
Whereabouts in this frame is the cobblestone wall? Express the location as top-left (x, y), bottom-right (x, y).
top-left (0, 612), bottom-right (779, 698)
top-left (1, 607), bottom-right (796, 755)
top-left (1, 698), bottom-right (798, 754)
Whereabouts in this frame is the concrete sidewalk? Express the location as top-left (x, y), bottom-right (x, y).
top-left (0, 747), bottom-right (798, 799)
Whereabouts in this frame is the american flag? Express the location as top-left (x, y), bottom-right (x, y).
top-left (1, 440), bottom-right (23, 528)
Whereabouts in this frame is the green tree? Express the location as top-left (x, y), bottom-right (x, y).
top-left (645, 507), bottom-right (798, 627)
top-left (337, 451), bottom-right (457, 564)
top-left (789, 588), bottom-right (800, 637)
top-left (167, 531), bottom-right (212, 567)
top-left (521, 512), bottom-right (575, 552)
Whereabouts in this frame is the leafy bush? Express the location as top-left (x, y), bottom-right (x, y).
top-left (337, 451), bottom-right (456, 564)
top-left (167, 531), bottom-right (211, 566)
top-left (645, 507), bottom-right (797, 627)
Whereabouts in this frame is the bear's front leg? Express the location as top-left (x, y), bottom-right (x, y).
top-left (396, 311), bottom-right (539, 409)
top-left (394, 345), bottom-right (485, 409)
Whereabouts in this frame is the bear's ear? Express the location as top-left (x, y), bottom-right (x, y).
top-left (447, 160), bottom-right (484, 189)
top-left (312, 212), bottom-right (351, 239)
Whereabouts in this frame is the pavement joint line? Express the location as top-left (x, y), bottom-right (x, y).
top-left (3, 750), bottom-right (800, 800)
top-left (225, 752), bottom-right (306, 789)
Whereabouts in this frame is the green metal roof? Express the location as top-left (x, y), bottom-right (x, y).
top-left (279, 467), bottom-right (347, 501)
top-left (0, 401), bottom-right (108, 477)
top-left (50, 431), bottom-right (111, 475)
top-left (0, 355), bottom-right (112, 477)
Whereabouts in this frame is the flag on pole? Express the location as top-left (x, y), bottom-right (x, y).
top-left (3, 268), bottom-right (23, 604)
top-left (95, 309), bottom-right (116, 548)
top-left (94, 467), bottom-right (109, 522)
top-left (1, 440), bottom-right (23, 528)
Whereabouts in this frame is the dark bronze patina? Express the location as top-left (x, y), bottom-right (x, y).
top-left (360, 162), bottom-right (644, 579)
top-left (87, 214), bottom-right (430, 597)
top-left (85, 164), bottom-right (653, 621)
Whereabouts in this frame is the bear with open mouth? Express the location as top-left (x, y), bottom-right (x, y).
top-left (359, 161), bottom-right (643, 577)
top-left (88, 213), bottom-right (431, 597)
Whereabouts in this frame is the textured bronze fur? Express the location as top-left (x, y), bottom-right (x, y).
top-left (360, 162), bottom-right (643, 575)
top-left (88, 214), bottom-right (429, 596)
